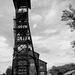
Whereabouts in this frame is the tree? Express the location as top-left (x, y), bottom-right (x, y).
top-left (1, 73), bottom-right (6, 75)
top-left (49, 66), bottom-right (61, 75)
top-left (61, 4), bottom-right (75, 48)
top-left (6, 66), bottom-right (12, 75)
top-left (49, 63), bottom-right (75, 75)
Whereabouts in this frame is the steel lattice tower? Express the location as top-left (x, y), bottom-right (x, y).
top-left (12, 0), bottom-right (39, 75)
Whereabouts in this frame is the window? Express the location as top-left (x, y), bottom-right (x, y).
top-left (30, 63), bottom-right (35, 68)
top-left (18, 8), bottom-right (27, 13)
top-left (40, 66), bottom-right (43, 69)
top-left (40, 72), bottom-right (44, 75)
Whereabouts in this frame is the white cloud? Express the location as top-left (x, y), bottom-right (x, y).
top-left (0, 36), bottom-right (7, 41)
top-left (44, 29), bottom-right (57, 34)
top-left (31, 14), bottom-right (43, 22)
top-left (40, 48), bottom-right (75, 68)
top-left (0, 46), bottom-right (12, 73)
top-left (0, 14), bottom-right (3, 18)
top-left (54, 56), bottom-right (75, 65)
top-left (44, 0), bottom-right (72, 26)
top-left (32, 27), bottom-right (75, 67)
top-left (32, 36), bottom-right (42, 44)
top-left (45, 9), bottom-right (57, 25)
top-left (37, 28), bottom-right (73, 51)
top-left (33, 28), bottom-right (73, 50)
top-left (0, 36), bottom-right (8, 47)
top-left (33, 24), bottom-right (37, 28)
top-left (58, 40), bottom-right (71, 50)
top-left (0, 36), bottom-right (12, 73)
top-left (44, 1), bottom-right (59, 25)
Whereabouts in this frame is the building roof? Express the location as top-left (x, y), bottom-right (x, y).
top-left (39, 59), bottom-right (47, 64)
top-left (63, 70), bottom-right (75, 75)
top-left (13, 0), bottom-right (31, 9)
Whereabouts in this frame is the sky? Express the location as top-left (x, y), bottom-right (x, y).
top-left (0, 0), bottom-right (75, 73)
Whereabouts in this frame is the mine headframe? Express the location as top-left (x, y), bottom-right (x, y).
top-left (12, 0), bottom-right (39, 75)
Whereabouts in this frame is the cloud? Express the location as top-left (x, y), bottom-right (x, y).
top-left (0, 36), bottom-right (8, 47)
top-left (44, 0), bottom-right (59, 25)
top-left (32, 27), bottom-right (75, 68)
top-left (44, 29), bottom-right (57, 34)
top-left (44, 0), bottom-right (74, 26)
top-left (34, 45), bottom-right (50, 54)
top-left (31, 0), bottom-right (53, 9)
top-left (0, 36), bottom-right (12, 73)
top-left (58, 40), bottom-right (71, 50)
top-left (32, 36), bottom-right (42, 44)
top-left (33, 28), bottom-right (73, 51)
top-left (0, 14), bottom-right (3, 18)
top-left (33, 24), bottom-right (37, 28)
top-left (0, 46), bottom-right (12, 73)
top-left (31, 14), bottom-right (43, 22)
top-left (0, 36), bottom-right (7, 41)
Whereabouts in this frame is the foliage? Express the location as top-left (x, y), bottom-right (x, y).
top-left (1, 73), bottom-right (6, 75)
top-left (61, 4), bottom-right (75, 48)
top-left (6, 66), bottom-right (12, 75)
top-left (48, 63), bottom-right (75, 75)
top-left (62, 4), bottom-right (75, 31)
top-left (1, 66), bottom-right (12, 75)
